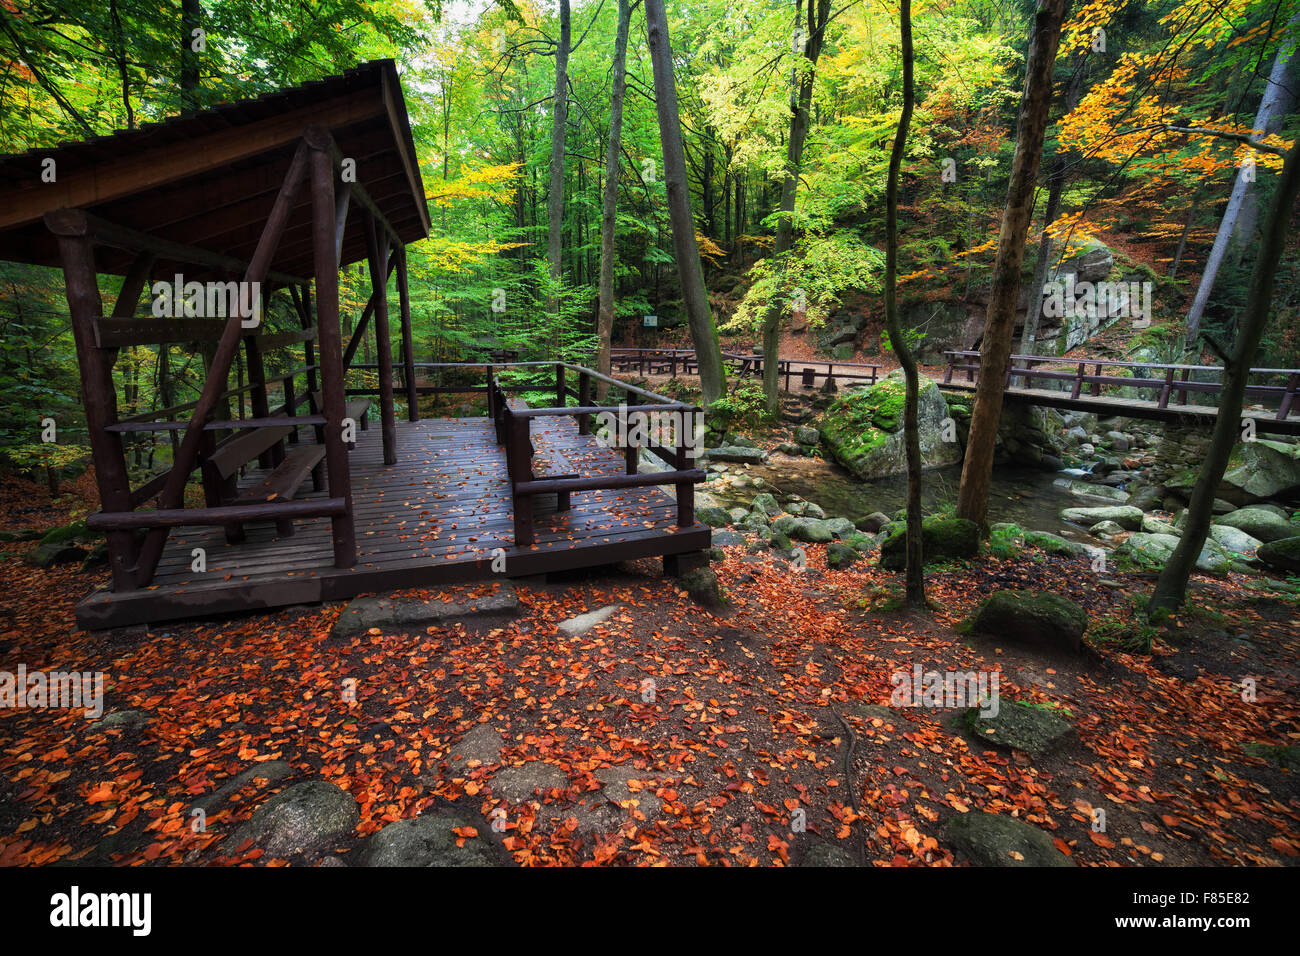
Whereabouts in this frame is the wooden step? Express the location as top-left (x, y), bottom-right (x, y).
top-left (235, 443), bottom-right (326, 505)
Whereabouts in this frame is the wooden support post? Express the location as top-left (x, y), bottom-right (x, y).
top-left (1178, 367), bottom-right (1191, 406)
top-left (624, 392), bottom-right (639, 475)
top-left (578, 371), bottom-right (591, 434)
top-left (243, 291), bottom-right (275, 466)
top-left (396, 245), bottom-right (418, 421)
top-left (1091, 363), bottom-right (1103, 397)
top-left (506, 410), bottom-right (535, 547)
top-left (1279, 372), bottom-right (1299, 421)
top-left (1158, 367), bottom-right (1175, 409)
top-left (46, 214), bottom-right (139, 591)
top-left (363, 211), bottom-right (397, 466)
top-left (556, 363), bottom-right (566, 407)
top-left (676, 413), bottom-right (696, 528)
top-left (341, 253), bottom-right (397, 370)
top-left (306, 127), bottom-right (356, 568)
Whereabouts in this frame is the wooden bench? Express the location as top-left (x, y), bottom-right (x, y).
top-left (310, 391), bottom-right (372, 448)
top-left (504, 394), bottom-right (578, 511)
top-left (200, 425), bottom-right (325, 542)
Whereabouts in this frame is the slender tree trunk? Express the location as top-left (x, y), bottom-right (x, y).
top-left (180, 0), bottom-right (201, 114)
top-left (597, 0), bottom-right (633, 398)
top-left (1169, 185), bottom-right (1203, 278)
top-left (645, 0), bottom-right (726, 405)
top-left (1184, 14), bottom-right (1298, 345)
top-left (1150, 138), bottom-right (1300, 614)
top-left (547, 0), bottom-right (571, 317)
top-left (956, 0), bottom-right (1069, 530)
top-left (885, 0), bottom-right (925, 606)
top-left (760, 0), bottom-right (831, 414)
top-left (1019, 161), bottom-right (1063, 355)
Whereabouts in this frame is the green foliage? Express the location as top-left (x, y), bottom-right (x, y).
top-left (709, 379), bottom-right (771, 431)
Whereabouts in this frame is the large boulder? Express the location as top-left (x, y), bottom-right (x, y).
top-left (773, 515), bottom-right (834, 543)
top-left (969, 590), bottom-right (1087, 654)
top-left (1212, 506), bottom-right (1295, 543)
top-left (879, 516), bottom-right (979, 570)
top-left (819, 370), bottom-right (961, 480)
top-left (357, 815), bottom-right (497, 867)
top-left (967, 701), bottom-right (1076, 757)
top-left (1053, 478), bottom-right (1129, 504)
top-left (228, 781), bottom-right (360, 861)
top-left (1256, 536), bottom-right (1300, 573)
top-left (1060, 505), bottom-right (1144, 530)
top-left (1118, 532), bottom-right (1235, 574)
top-left (1207, 524), bottom-right (1263, 557)
top-left (1217, 439), bottom-right (1300, 504)
top-left (944, 812), bottom-right (1074, 867)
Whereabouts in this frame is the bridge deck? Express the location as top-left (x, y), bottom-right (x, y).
top-left (940, 381), bottom-right (1300, 435)
top-left (75, 416), bottom-right (710, 630)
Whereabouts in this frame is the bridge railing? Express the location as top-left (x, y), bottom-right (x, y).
top-left (941, 350), bottom-right (1300, 420)
top-left (610, 347), bottom-right (884, 390)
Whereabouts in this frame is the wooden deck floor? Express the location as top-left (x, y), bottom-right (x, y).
top-left (76, 417), bottom-right (710, 629)
top-left (941, 381), bottom-right (1300, 435)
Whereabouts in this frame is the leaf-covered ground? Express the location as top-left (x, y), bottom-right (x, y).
top-left (0, 483), bottom-right (1297, 867)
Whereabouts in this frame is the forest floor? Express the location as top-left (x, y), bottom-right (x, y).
top-left (0, 476), bottom-right (1297, 867)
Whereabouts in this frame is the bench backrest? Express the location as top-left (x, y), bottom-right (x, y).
top-left (205, 425), bottom-right (293, 481)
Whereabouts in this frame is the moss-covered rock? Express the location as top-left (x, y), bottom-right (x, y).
top-left (696, 505), bottom-right (731, 528)
top-left (818, 371), bottom-right (961, 480)
top-left (38, 520), bottom-right (88, 545)
top-left (970, 589), bottom-right (1087, 654)
top-left (678, 567), bottom-right (725, 606)
top-left (1213, 507), bottom-right (1294, 543)
top-left (826, 542), bottom-right (862, 570)
top-left (1060, 505), bottom-right (1143, 530)
top-left (1256, 535), bottom-right (1300, 573)
top-left (879, 516), bottom-right (979, 570)
top-left (944, 811), bottom-right (1074, 867)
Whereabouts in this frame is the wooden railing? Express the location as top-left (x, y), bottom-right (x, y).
top-left (377, 360), bottom-right (704, 546)
top-left (610, 347), bottom-right (883, 390)
top-left (941, 350), bottom-right (1300, 420)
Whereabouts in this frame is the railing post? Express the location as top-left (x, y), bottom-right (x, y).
top-left (284, 374), bottom-right (298, 443)
top-left (1178, 367), bottom-right (1191, 406)
top-left (1279, 372), bottom-right (1299, 421)
top-left (1091, 363), bottom-right (1103, 397)
top-left (676, 410), bottom-right (696, 528)
top-left (1158, 367), bottom-right (1175, 409)
top-left (943, 354), bottom-right (954, 384)
top-left (556, 362), bottom-right (566, 407)
top-left (578, 371), bottom-right (591, 434)
top-left (624, 392), bottom-right (640, 475)
top-left (506, 409), bottom-right (534, 547)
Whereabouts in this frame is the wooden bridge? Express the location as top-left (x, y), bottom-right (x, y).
top-left (941, 351), bottom-right (1300, 436)
top-left (609, 347), bottom-right (1300, 435)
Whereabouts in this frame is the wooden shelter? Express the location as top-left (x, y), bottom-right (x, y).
top-left (0, 61), bottom-right (708, 629)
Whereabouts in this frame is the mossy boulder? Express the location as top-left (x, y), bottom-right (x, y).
top-left (696, 505), bottom-right (731, 528)
top-left (38, 520), bottom-right (89, 545)
top-left (879, 516), bottom-right (979, 570)
top-left (818, 370), bottom-right (961, 480)
top-left (944, 812), bottom-right (1074, 867)
top-left (678, 567), bottom-right (725, 606)
top-left (826, 542), bottom-right (862, 570)
top-left (750, 493), bottom-right (780, 517)
top-left (1213, 506), bottom-right (1294, 543)
top-left (967, 701), bottom-right (1076, 757)
top-left (1217, 439), bottom-right (1300, 504)
top-left (1060, 505), bottom-right (1143, 530)
top-left (1256, 536), bottom-right (1300, 573)
top-left (970, 590), bottom-right (1087, 654)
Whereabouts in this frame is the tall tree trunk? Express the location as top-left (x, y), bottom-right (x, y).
top-left (884, 0), bottom-right (925, 607)
top-left (547, 0), bottom-right (571, 317)
top-left (597, 0), bottom-right (633, 398)
top-left (645, 0), bottom-right (726, 405)
top-left (956, 0), bottom-right (1069, 530)
top-left (1184, 14), bottom-right (1298, 346)
top-left (760, 0), bottom-right (831, 414)
top-left (180, 0), bottom-right (201, 114)
top-left (1019, 160), bottom-right (1063, 355)
top-left (1150, 137), bottom-right (1300, 615)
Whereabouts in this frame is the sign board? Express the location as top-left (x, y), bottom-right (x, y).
top-left (643, 314), bottom-right (658, 328)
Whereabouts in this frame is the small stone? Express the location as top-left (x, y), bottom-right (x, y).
top-left (228, 781), bottom-right (360, 861)
top-left (558, 604), bottom-right (619, 636)
top-left (944, 811), bottom-right (1073, 867)
top-left (492, 761), bottom-right (568, 802)
top-left (356, 814), bottom-right (498, 866)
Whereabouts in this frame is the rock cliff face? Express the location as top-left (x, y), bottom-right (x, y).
top-left (817, 370), bottom-right (962, 480)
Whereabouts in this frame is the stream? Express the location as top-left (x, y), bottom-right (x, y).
top-left (704, 457), bottom-right (1102, 543)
